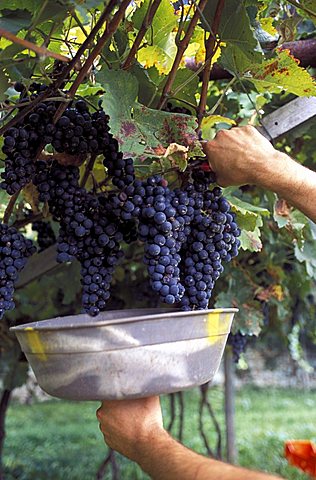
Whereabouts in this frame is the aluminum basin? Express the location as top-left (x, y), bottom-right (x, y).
top-left (10, 308), bottom-right (237, 401)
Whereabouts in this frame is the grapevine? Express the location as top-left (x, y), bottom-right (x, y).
top-left (0, 82), bottom-right (240, 317)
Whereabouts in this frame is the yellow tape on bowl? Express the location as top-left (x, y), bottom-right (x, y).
top-left (24, 327), bottom-right (47, 361)
top-left (207, 311), bottom-right (232, 344)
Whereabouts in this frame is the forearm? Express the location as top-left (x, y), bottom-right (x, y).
top-left (258, 151), bottom-right (316, 223)
top-left (135, 430), bottom-right (282, 480)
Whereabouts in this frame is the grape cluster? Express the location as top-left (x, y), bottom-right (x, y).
top-left (138, 176), bottom-right (189, 304)
top-left (179, 171), bottom-right (240, 310)
top-left (1, 84), bottom-right (57, 194)
top-left (52, 101), bottom-right (111, 155)
top-left (0, 223), bottom-right (36, 319)
top-left (227, 331), bottom-right (250, 363)
top-left (1, 87), bottom-right (115, 194)
top-left (34, 160), bottom-right (124, 316)
top-left (32, 221), bottom-right (56, 252)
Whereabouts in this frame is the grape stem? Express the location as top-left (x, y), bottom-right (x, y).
top-left (3, 190), bottom-right (21, 225)
top-left (12, 212), bottom-right (44, 230)
top-left (0, 96), bottom-right (70, 113)
top-left (122, 0), bottom-right (162, 70)
top-left (157, 0), bottom-right (209, 110)
top-left (197, 0), bottom-right (225, 127)
top-left (80, 154), bottom-right (98, 188)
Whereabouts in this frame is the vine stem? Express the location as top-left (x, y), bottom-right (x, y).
top-left (122, 0), bottom-right (162, 70)
top-left (197, 0), bottom-right (225, 127)
top-left (80, 154), bottom-right (97, 188)
top-left (0, 96), bottom-right (70, 113)
top-left (3, 190), bottom-right (20, 225)
top-left (157, 0), bottom-right (209, 110)
top-left (0, 28), bottom-right (70, 62)
top-left (0, 1), bottom-right (119, 136)
top-left (54, 0), bottom-right (130, 120)
top-left (68, 0), bottom-right (131, 95)
top-left (207, 76), bottom-right (236, 116)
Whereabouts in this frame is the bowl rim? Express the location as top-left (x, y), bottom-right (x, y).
top-left (10, 307), bottom-right (238, 332)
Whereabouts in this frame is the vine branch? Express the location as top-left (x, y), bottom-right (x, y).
top-left (197, 0), bottom-right (225, 127)
top-left (3, 190), bottom-right (20, 225)
top-left (157, 0), bottom-right (209, 110)
top-left (0, 28), bottom-right (70, 63)
top-left (80, 154), bottom-right (98, 188)
top-left (122, 0), bottom-right (162, 70)
top-left (54, 0), bottom-right (130, 120)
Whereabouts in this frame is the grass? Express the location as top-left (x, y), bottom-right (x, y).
top-left (3, 386), bottom-right (316, 480)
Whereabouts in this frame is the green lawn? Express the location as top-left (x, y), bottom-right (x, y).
top-left (3, 386), bottom-right (316, 480)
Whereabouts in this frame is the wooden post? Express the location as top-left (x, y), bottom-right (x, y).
top-left (224, 347), bottom-right (237, 464)
top-left (0, 389), bottom-right (11, 480)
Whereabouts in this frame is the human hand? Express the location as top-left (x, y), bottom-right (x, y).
top-left (96, 396), bottom-right (165, 463)
top-left (202, 125), bottom-right (279, 188)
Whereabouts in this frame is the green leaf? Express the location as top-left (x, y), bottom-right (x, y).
top-left (160, 68), bottom-right (199, 106)
top-left (0, 9), bottom-right (32, 33)
top-left (0, 0), bottom-right (36, 12)
top-left (132, 0), bottom-right (177, 50)
top-left (239, 225), bottom-right (263, 252)
top-left (0, 70), bottom-right (9, 101)
top-left (294, 241), bottom-right (316, 280)
top-left (0, 342), bottom-right (28, 391)
top-left (98, 69), bottom-right (199, 159)
top-left (203, 0), bottom-right (262, 62)
top-left (224, 191), bottom-right (269, 231)
top-left (215, 270), bottom-right (264, 335)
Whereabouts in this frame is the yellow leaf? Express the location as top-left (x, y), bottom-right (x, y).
top-left (260, 18), bottom-right (277, 36)
top-left (248, 49), bottom-right (316, 97)
top-left (163, 142), bottom-right (189, 171)
top-left (201, 115), bottom-right (235, 141)
top-left (137, 37), bottom-right (176, 74)
top-left (202, 115), bottom-right (236, 128)
top-left (68, 27), bottom-right (87, 45)
top-left (271, 284), bottom-right (284, 301)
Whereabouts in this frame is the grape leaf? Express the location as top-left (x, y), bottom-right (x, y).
top-left (0, 9), bottom-right (32, 33)
top-left (201, 115), bottom-right (235, 139)
top-left (239, 225), bottom-right (263, 252)
top-left (0, 344), bottom-right (28, 391)
top-left (202, 0), bottom-right (262, 62)
top-left (295, 241), bottom-right (316, 280)
top-left (98, 69), bottom-right (200, 159)
top-left (246, 50), bottom-right (316, 97)
top-left (215, 272), bottom-right (264, 335)
top-left (224, 191), bottom-right (269, 231)
top-left (0, 70), bottom-right (9, 100)
top-left (132, 0), bottom-right (177, 74)
top-left (159, 68), bottom-right (199, 106)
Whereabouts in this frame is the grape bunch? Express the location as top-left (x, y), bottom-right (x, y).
top-left (34, 160), bottom-right (124, 316)
top-left (227, 331), bottom-right (251, 363)
top-left (1, 84), bottom-right (57, 194)
top-left (0, 223), bottom-right (36, 319)
top-left (138, 175), bottom-right (189, 305)
top-left (179, 171), bottom-right (240, 310)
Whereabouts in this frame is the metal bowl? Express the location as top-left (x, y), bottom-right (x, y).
top-left (10, 308), bottom-right (238, 401)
